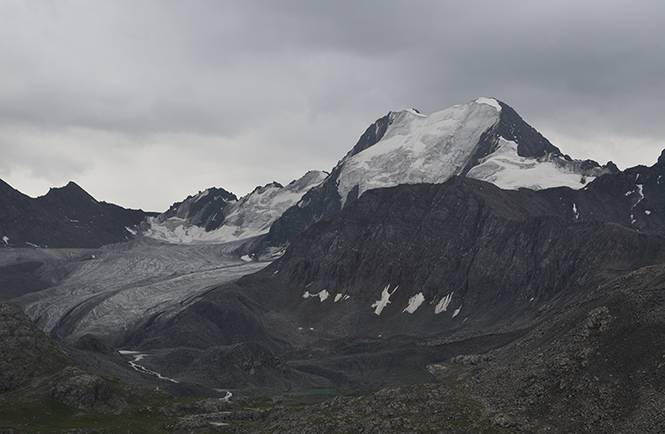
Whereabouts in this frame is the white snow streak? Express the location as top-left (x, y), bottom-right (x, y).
top-left (303, 290), bottom-right (329, 302)
top-left (434, 292), bottom-right (454, 314)
top-left (2, 236), bottom-right (8, 245)
top-left (452, 306), bottom-right (462, 318)
top-left (371, 285), bottom-right (398, 315)
top-left (633, 184), bottom-right (645, 208)
top-left (402, 292), bottom-right (425, 314)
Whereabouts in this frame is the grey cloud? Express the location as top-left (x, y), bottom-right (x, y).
top-left (1, 0), bottom-right (665, 209)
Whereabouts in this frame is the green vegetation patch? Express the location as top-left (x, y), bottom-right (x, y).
top-left (0, 380), bottom-right (181, 434)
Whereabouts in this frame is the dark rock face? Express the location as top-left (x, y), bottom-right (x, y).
top-left (247, 177), bottom-right (665, 345)
top-left (157, 187), bottom-right (237, 231)
top-left (345, 112), bottom-right (392, 158)
top-left (123, 289), bottom-right (283, 351)
top-left (180, 342), bottom-right (292, 390)
top-left (261, 168), bottom-right (345, 248)
top-left (74, 334), bottom-right (117, 356)
top-left (0, 179), bottom-right (154, 248)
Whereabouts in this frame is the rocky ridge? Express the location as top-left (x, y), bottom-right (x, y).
top-left (0, 180), bottom-right (154, 249)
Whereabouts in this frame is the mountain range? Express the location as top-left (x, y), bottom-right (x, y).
top-left (1, 97), bottom-right (665, 432)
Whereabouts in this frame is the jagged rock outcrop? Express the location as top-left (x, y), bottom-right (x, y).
top-left (156, 187), bottom-right (238, 232)
top-left (243, 176), bottom-right (665, 346)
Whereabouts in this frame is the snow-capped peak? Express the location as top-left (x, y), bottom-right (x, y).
top-left (330, 97), bottom-right (613, 206)
top-left (336, 98), bottom-right (502, 206)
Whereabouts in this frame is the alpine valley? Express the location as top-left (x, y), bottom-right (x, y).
top-left (2, 98), bottom-right (665, 433)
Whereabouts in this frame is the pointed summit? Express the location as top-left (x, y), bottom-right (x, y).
top-left (262, 98), bottom-right (617, 251)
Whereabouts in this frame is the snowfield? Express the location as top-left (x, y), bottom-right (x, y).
top-left (337, 99), bottom-right (502, 206)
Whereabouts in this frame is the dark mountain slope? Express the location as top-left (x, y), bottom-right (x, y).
top-left (465, 262), bottom-right (665, 432)
top-left (0, 179), bottom-right (154, 248)
top-left (241, 177), bottom-right (665, 344)
top-left (126, 158), bottom-right (665, 357)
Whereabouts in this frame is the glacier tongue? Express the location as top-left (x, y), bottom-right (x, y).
top-left (15, 240), bottom-right (270, 342)
top-left (336, 99), bottom-right (502, 206)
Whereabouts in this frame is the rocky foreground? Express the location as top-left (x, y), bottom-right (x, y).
top-left (3, 273), bottom-right (665, 434)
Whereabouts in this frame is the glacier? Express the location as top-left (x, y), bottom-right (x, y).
top-left (143, 171), bottom-right (326, 244)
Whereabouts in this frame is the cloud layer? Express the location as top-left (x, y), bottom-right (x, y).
top-left (1, 0), bottom-right (664, 210)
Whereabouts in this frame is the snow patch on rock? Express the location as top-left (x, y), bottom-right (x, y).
top-left (403, 292), bottom-right (425, 314)
top-left (434, 292), bottom-right (454, 314)
top-left (303, 289), bottom-right (330, 302)
top-left (372, 285), bottom-right (398, 315)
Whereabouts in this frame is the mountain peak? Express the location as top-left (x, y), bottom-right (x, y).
top-left (262, 98), bottom-right (618, 252)
top-left (43, 181), bottom-right (95, 203)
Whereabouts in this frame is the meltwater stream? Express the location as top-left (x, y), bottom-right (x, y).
top-left (118, 350), bottom-right (179, 383)
top-left (118, 350), bottom-right (233, 401)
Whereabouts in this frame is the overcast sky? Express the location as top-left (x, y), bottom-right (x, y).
top-left (1, 0), bottom-right (664, 211)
